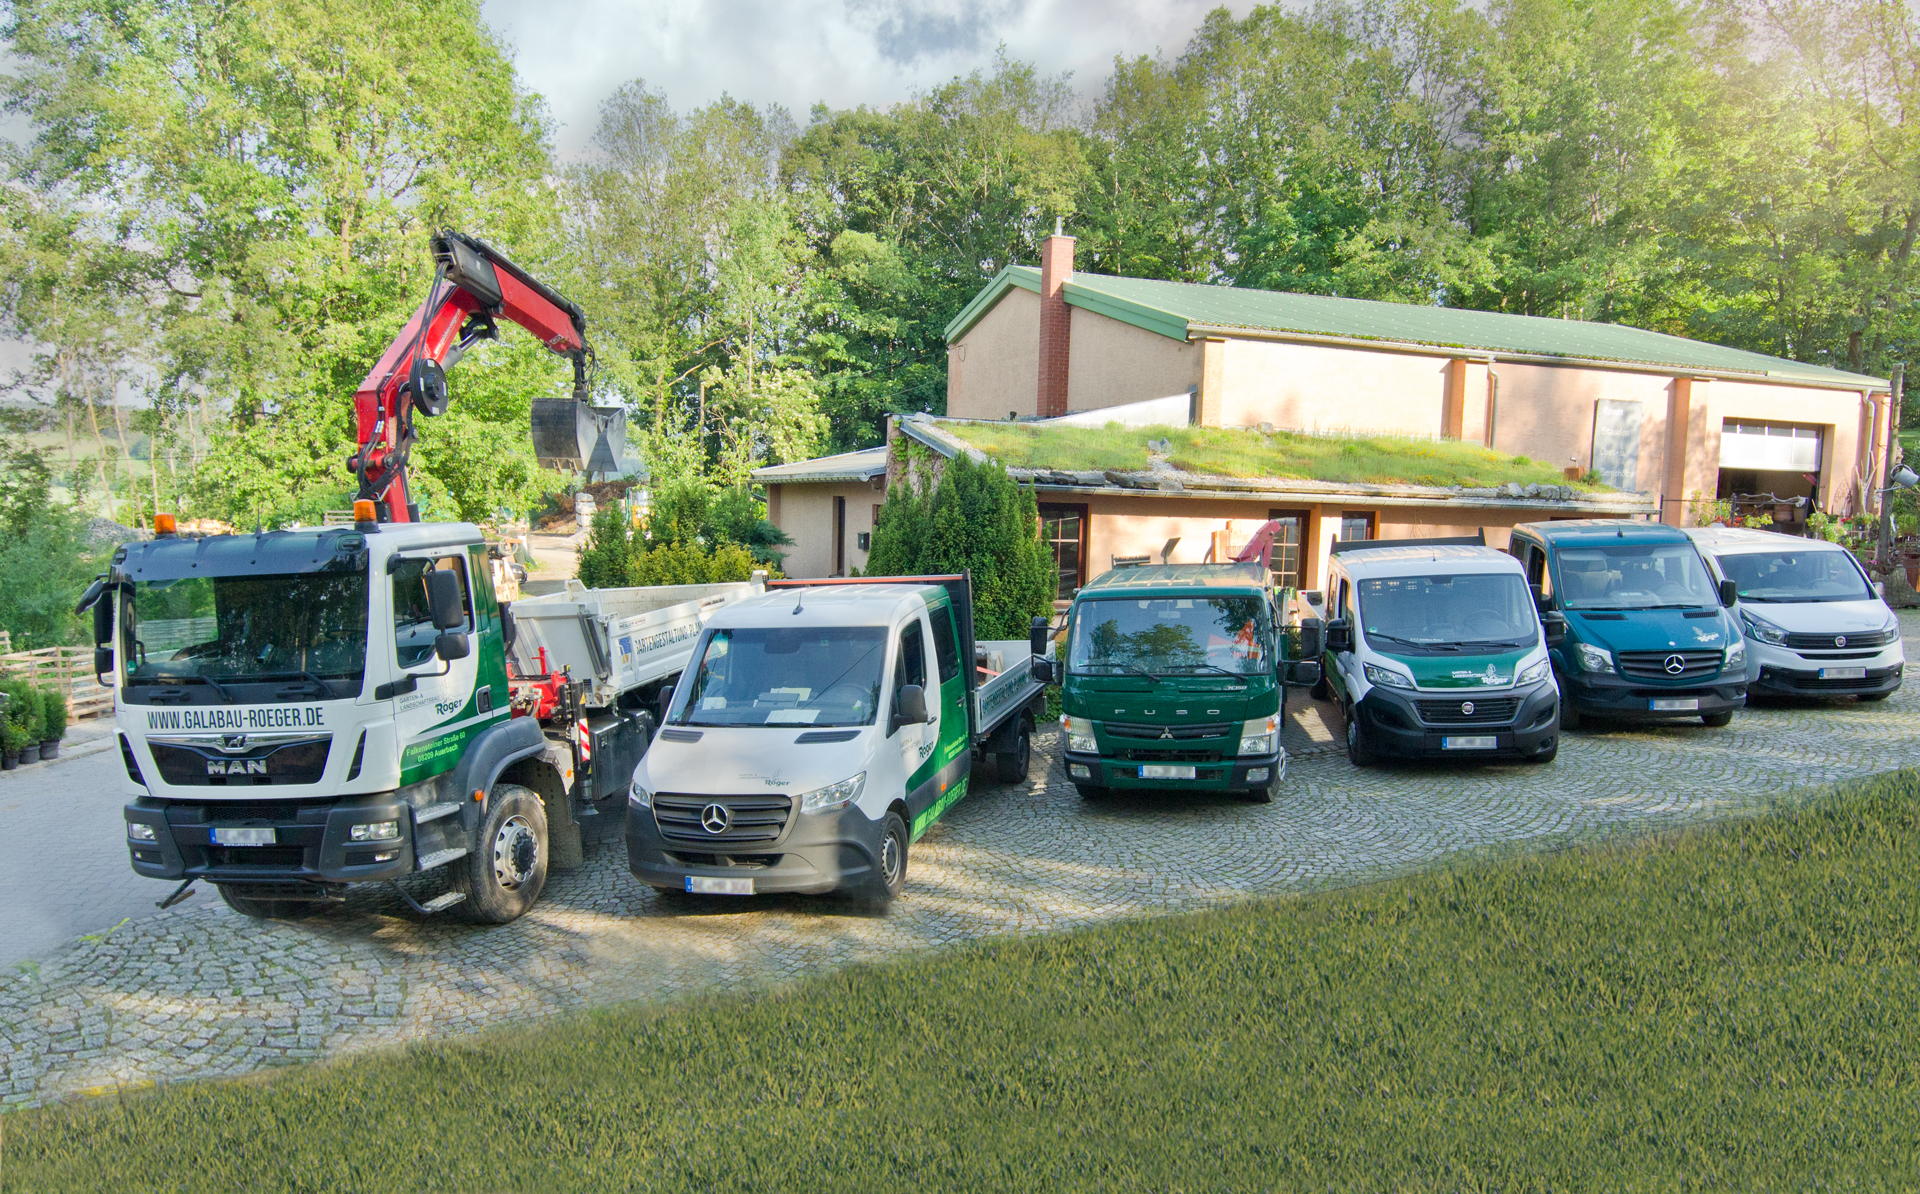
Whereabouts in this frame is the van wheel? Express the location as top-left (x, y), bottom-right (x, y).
top-left (1559, 701), bottom-right (1583, 732)
top-left (864, 811), bottom-right (908, 903)
top-left (218, 886), bottom-right (321, 921)
top-left (1525, 736), bottom-right (1558, 764)
top-left (1701, 710), bottom-right (1733, 728)
top-left (1310, 673), bottom-right (1332, 701)
top-left (454, 784), bottom-right (548, 924)
top-left (1345, 707), bottom-right (1377, 767)
top-left (994, 718), bottom-right (1031, 784)
top-left (1860, 692), bottom-right (1891, 702)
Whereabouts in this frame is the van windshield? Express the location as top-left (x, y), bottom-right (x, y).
top-left (672, 626), bottom-right (888, 727)
top-left (1714, 549), bottom-right (1872, 603)
top-left (1357, 573), bottom-right (1536, 651)
top-left (1554, 543), bottom-right (1719, 610)
top-left (1068, 596), bottom-right (1271, 677)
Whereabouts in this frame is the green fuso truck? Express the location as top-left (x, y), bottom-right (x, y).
top-left (1048, 563), bottom-right (1322, 803)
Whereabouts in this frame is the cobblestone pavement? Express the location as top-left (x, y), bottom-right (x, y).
top-left (3, 612), bottom-right (1916, 1108)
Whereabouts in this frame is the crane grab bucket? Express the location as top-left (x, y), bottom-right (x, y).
top-left (532, 398), bottom-right (629, 478)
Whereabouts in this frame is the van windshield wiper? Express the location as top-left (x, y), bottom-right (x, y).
top-left (1454, 638), bottom-right (1533, 651)
top-left (1368, 632), bottom-right (1458, 651)
top-left (254, 670), bottom-right (335, 696)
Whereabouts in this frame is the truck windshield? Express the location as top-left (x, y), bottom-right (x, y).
top-left (1555, 543), bottom-right (1719, 610)
top-left (123, 572), bottom-right (370, 696)
top-left (1358, 574), bottom-right (1536, 650)
top-left (673, 626), bottom-right (888, 727)
top-left (1714, 549), bottom-right (1872, 603)
top-left (1067, 596), bottom-right (1271, 676)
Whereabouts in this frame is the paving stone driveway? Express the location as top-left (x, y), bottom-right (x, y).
top-left (4, 613), bottom-right (1918, 1107)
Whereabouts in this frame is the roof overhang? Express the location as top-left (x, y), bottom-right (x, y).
top-left (750, 447), bottom-right (889, 485)
top-left (943, 265), bottom-right (1042, 343)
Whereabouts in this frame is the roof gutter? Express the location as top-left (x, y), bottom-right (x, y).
top-left (1181, 323), bottom-right (1890, 393)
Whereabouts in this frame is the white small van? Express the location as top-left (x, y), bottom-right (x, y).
top-left (1687, 526), bottom-right (1904, 701)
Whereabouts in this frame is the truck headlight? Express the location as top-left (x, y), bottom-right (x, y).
top-left (1575, 642), bottom-right (1615, 674)
top-left (1740, 610), bottom-right (1787, 645)
top-left (628, 780), bottom-right (652, 808)
top-left (1362, 662), bottom-right (1415, 690)
top-left (1238, 715), bottom-right (1278, 757)
top-left (1723, 640), bottom-right (1745, 671)
top-left (128, 822), bottom-right (156, 842)
top-left (349, 820), bottom-right (399, 842)
top-left (1516, 658), bottom-right (1551, 687)
top-left (800, 772), bottom-right (866, 815)
top-left (1063, 716), bottom-right (1098, 754)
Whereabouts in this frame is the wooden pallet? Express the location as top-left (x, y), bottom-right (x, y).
top-left (0, 645), bottom-right (114, 720)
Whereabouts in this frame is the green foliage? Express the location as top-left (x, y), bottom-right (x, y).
top-left (574, 506), bottom-right (635, 590)
top-left (867, 454), bottom-right (1052, 637)
top-left (40, 682), bottom-right (67, 742)
top-left (0, 506), bottom-right (99, 649)
top-left (574, 493), bottom-right (779, 588)
top-left (10, 770), bottom-right (1920, 1185)
top-left (629, 541), bottom-right (763, 586)
top-left (0, 676), bottom-right (48, 747)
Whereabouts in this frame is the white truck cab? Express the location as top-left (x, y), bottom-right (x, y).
top-left (1687, 526), bottom-right (1904, 701)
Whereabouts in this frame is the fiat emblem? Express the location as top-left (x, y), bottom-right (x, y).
top-left (1664, 654), bottom-right (1687, 675)
top-left (700, 803), bottom-right (730, 834)
top-left (1461, 701), bottom-right (1475, 715)
top-left (1834, 635), bottom-right (1846, 648)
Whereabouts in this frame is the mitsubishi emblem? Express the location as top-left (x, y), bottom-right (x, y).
top-left (1159, 727), bottom-right (1174, 740)
top-left (700, 804), bottom-right (730, 835)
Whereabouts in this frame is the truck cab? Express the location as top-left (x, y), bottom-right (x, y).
top-left (1510, 520), bottom-right (1746, 729)
top-left (1055, 563), bottom-right (1318, 803)
top-left (1319, 538), bottom-right (1561, 765)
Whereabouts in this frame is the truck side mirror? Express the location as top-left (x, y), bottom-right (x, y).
top-left (1286, 659), bottom-right (1322, 688)
top-left (1325, 618), bottom-right (1353, 654)
top-left (1029, 615), bottom-right (1050, 660)
top-left (892, 683), bottom-right (929, 732)
top-left (426, 570), bottom-right (466, 630)
top-left (1030, 657), bottom-right (1055, 686)
top-left (1719, 578), bottom-right (1739, 608)
top-left (92, 594), bottom-right (114, 647)
top-left (1540, 611), bottom-right (1568, 647)
top-left (1294, 617), bottom-right (1324, 659)
top-left (94, 646), bottom-right (114, 681)
top-left (1531, 584), bottom-right (1549, 611)
top-left (433, 631), bottom-right (470, 662)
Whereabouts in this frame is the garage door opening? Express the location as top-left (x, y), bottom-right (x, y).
top-left (1717, 420), bottom-right (1822, 531)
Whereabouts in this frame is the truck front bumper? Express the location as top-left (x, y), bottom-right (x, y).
top-left (125, 792), bottom-right (417, 890)
top-left (1063, 749), bottom-right (1284, 792)
top-left (1559, 670), bottom-right (1746, 721)
top-left (626, 800), bottom-right (885, 896)
top-left (1353, 681), bottom-right (1559, 760)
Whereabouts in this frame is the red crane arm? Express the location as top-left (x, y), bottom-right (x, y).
top-left (350, 230), bottom-right (591, 523)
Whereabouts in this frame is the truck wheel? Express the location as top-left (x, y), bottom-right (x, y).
top-left (454, 784), bottom-right (549, 924)
top-left (863, 811), bottom-right (908, 903)
top-left (1345, 707), bottom-right (1377, 767)
top-left (1239, 779), bottom-right (1275, 804)
top-left (1859, 692), bottom-right (1891, 702)
top-left (1075, 783), bottom-right (1111, 802)
top-left (1701, 710), bottom-right (1733, 728)
top-left (218, 886), bottom-right (320, 921)
top-left (994, 719), bottom-right (1031, 784)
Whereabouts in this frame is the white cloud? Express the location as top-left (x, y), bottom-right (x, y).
top-left (480, 0), bottom-right (1246, 155)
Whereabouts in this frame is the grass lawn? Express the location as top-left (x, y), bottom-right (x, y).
top-left (8, 772), bottom-right (1916, 1190)
top-left (946, 421), bottom-right (1606, 490)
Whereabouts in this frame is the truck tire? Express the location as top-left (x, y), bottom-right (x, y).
top-left (454, 784), bottom-right (549, 924)
top-left (863, 810), bottom-right (909, 904)
top-left (1345, 706), bottom-right (1378, 767)
top-left (994, 718), bottom-right (1032, 784)
top-left (218, 886), bottom-right (321, 921)
top-left (1239, 778), bottom-right (1275, 804)
top-left (1075, 783), bottom-right (1111, 802)
top-left (1701, 710), bottom-right (1733, 728)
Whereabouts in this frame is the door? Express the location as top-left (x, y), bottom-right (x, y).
top-left (1264, 509), bottom-right (1310, 591)
top-left (1038, 504), bottom-right (1087, 600)
top-left (1330, 573), bottom-right (1359, 701)
top-left (389, 553), bottom-right (485, 787)
top-left (890, 615), bottom-right (942, 823)
top-left (918, 601), bottom-right (973, 836)
top-left (832, 496), bottom-right (847, 577)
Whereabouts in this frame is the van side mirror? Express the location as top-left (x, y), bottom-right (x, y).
top-left (1294, 618), bottom-right (1324, 659)
top-left (433, 631), bottom-right (470, 662)
top-left (1029, 615), bottom-right (1050, 660)
top-left (1541, 611), bottom-right (1568, 648)
top-left (426, 570), bottom-right (466, 630)
top-left (892, 683), bottom-right (929, 732)
top-left (1325, 618), bottom-right (1353, 654)
top-left (1531, 584), bottom-right (1549, 612)
top-left (1719, 578), bottom-right (1738, 608)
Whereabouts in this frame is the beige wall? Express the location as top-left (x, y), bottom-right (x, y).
top-left (1215, 339), bottom-right (1451, 434)
top-left (766, 480), bottom-right (885, 579)
top-left (1066, 306), bottom-right (1201, 413)
top-left (947, 288), bottom-right (1040, 420)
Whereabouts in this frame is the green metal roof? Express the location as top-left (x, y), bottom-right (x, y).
top-left (945, 267), bottom-right (1885, 391)
top-left (1076, 562), bottom-right (1269, 593)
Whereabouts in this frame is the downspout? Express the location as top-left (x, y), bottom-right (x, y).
top-left (1484, 357), bottom-right (1500, 449)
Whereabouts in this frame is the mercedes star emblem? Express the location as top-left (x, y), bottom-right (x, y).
top-left (1664, 654), bottom-right (1687, 675)
top-left (700, 803), bottom-right (730, 835)
top-left (1835, 635), bottom-right (1847, 648)
top-left (1461, 701), bottom-right (1475, 715)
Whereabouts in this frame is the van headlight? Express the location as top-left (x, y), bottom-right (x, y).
top-left (1740, 609), bottom-right (1787, 645)
top-left (1723, 640), bottom-right (1746, 671)
top-left (1574, 642), bottom-right (1615, 674)
top-left (1362, 662), bottom-right (1415, 690)
top-left (1516, 658), bottom-right (1551, 686)
top-left (628, 780), bottom-right (652, 808)
top-left (1238, 715), bottom-right (1279, 757)
top-left (800, 773), bottom-right (866, 815)
top-left (1063, 716), bottom-right (1098, 754)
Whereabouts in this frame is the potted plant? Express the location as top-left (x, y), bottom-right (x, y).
top-left (39, 684), bottom-right (66, 760)
top-left (15, 683), bottom-right (45, 763)
top-left (0, 713), bottom-right (21, 770)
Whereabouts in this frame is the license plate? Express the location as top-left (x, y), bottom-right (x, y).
top-left (1441, 736), bottom-right (1498, 750)
top-left (686, 876), bottom-right (753, 896)
top-left (1650, 698), bottom-right (1699, 711)
top-left (1819, 667), bottom-right (1867, 680)
top-left (212, 826), bottom-right (275, 846)
top-left (1139, 764), bottom-right (1196, 780)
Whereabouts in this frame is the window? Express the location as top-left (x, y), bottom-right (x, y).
top-left (1039, 504), bottom-right (1088, 600)
top-left (672, 627), bottom-right (886, 727)
top-left (392, 555), bottom-right (471, 669)
top-left (832, 496), bottom-right (847, 576)
top-left (1339, 511), bottom-right (1375, 544)
top-left (928, 604), bottom-right (961, 683)
top-left (1263, 509), bottom-right (1309, 592)
top-left (891, 620), bottom-right (928, 730)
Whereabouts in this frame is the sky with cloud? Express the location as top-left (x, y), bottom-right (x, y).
top-left (479, 0), bottom-right (1251, 155)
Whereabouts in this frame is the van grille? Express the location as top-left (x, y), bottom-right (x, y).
top-left (1783, 628), bottom-right (1897, 650)
top-left (652, 793), bottom-right (793, 845)
top-left (1414, 697), bottom-right (1520, 725)
top-left (1616, 650), bottom-right (1722, 681)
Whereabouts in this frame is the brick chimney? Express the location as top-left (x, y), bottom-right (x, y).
top-left (1037, 224), bottom-right (1074, 418)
